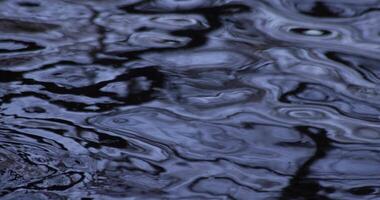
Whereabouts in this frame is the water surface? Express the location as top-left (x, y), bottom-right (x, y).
top-left (1, 0), bottom-right (380, 199)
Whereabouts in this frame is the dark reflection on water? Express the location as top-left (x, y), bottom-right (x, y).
top-left (0, 0), bottom-right (380, 199)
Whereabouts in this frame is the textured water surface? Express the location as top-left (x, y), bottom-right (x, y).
top-left (1, 0), bottom-right (380, 199)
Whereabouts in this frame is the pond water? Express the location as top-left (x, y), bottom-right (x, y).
top-left (0, 0), bottom-right (380, 199)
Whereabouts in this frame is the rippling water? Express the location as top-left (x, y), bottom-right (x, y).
top-left (1, 0), bottom-right (380, 199)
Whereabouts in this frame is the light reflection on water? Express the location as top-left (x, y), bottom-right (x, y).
top-left (0, 0), bottom-right (380, 199)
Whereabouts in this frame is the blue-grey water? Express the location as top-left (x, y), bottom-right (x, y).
top-left (1, 0), bottom-right (380, 199)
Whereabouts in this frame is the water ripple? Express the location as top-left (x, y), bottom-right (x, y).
top-left (0, 0), bottom-right (380, 199)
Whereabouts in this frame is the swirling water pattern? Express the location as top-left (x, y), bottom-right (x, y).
top-left (0, 0), bottom-right (380, 199)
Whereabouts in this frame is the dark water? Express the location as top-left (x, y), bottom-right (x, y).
top-left (1, 0), bottom-right (380, 199)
